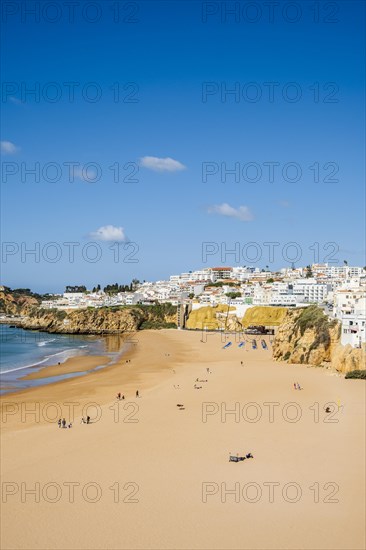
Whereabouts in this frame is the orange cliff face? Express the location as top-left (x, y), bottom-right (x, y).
top-left (2, 302), bottom-right (177, 334)
top-left (0, 290), bottom-right (39, 316)
top-left (273, 305), bottom-right (365, 373)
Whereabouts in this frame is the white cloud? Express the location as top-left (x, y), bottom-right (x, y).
top-left (90, 225), bottom-right (127, 242)
top-left (140, 156), bottom-right (186, 172)
top-left (73, 167), bottom-right (98, 182)
top-left (207, 203), bottom-right (254, 222)
top-left (1, 141), bottom-right (19, 154)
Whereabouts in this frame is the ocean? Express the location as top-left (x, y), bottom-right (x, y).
top-left (0, 325), bottom-right (122, 393)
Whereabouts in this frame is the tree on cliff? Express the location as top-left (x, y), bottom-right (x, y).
top-left (65, 285), bottom-right (87, 293)
top-left (225, 292), bottom-right (241, 299)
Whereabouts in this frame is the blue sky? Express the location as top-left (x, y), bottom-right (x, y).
top-left (1, 0), bottom-right (365, 292)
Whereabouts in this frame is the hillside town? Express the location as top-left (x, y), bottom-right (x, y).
top-left (34, 263), bottom-right (366, 349)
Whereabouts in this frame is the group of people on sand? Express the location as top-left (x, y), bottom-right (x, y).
top-left (293, 382), bottom-right (302, 390)
top-left (58, 418), bottom-right (72, 428)
top-left (116, 390), bottom-right (140, 399)
top-left (194, 376), bottom-right (209, 390)
top-left (58, 416), bottom-right (92, 428)
top-left (58, 389), bottom-right (142, 429)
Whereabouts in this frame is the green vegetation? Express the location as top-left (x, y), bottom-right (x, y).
top-left (135, 303), bottom-right (177, 329)
top-left (294, 306), bottom-right (338, 359)
top-left (102, 280), bottom-right (141, 294)
top-left (345, 370), bottom-right (366, 379)
top-left (104, 283), bottom-right (131, 294)
top-left (266, 278), bottom-right (274, 283)
top-left (205, 281), bottom-right (238, 288)
top-left (54, 309), bottom-right (67, 320)
top-left (283, 351), bottom-right (291, 361)
top-left (225, 292), bottom-right (241, 299)
top-left (139, 320), bottom-right (177, 330)
top-left (26, 307), bottom-right (67, 321)
top-left (295, 305), bottom-right (329, 336)
top-left (305, 265), bottom-right (313, 278)
top-left (65, 285), bottom-right (87, 293)
top-left (5, 288), bottom-right (45, 303)
top-left (135, 302), bottom-right (177, 318)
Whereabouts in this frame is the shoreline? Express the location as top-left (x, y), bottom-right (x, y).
top-left (19, 355), bottom-right (112, 381)
top-left (0, 328), bottom-right (136, 394)
top-left (0, 330), bottom-right (173, 428)
top-left (0, 326), bottom-right (348, 397)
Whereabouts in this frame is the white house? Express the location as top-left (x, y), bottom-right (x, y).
top-left (334, 288), bottom-right (366, 348)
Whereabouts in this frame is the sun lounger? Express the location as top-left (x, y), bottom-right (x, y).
top-left (229, 455), bottom-right (245, 462)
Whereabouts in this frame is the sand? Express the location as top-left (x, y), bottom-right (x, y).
top-left (0, 329), bottom-right (365, 550)
top-left (20, 355), bottom-right (111, 381)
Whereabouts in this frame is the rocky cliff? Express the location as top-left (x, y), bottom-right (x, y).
top-left (185, 305), bottom-right (243, 331)
top-left (16, 304), bottom-right (177, 334)
top-left (0, 290), bottom-right (39, 315)
top-left (242, 306), bottom-right (287, 327)
top-left (273, 305), bottom-right (365, 373)
top-left (0, 289), bottom-right (177, 333)
top-left (186, 305), bottom-right (288, 331)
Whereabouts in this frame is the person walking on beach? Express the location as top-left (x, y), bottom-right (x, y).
top-left (136, 390), bottom-right (139, 398)
top-left (86, 416), bottom-right (91, 424)
top-left (58, 418), bottom-right (62, 428)
top-left (297, 383), bottom-right (301, 390)
top-left (62, 418), bottom-right (66, 428)
top-left (294, 383), bottom-right (297, 390)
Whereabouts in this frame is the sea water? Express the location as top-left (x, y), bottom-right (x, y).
top-left (0, 325), bottom-right (117, 393)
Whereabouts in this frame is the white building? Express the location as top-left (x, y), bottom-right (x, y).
top-left (334, 288), bottom-right (366, 348)
top-left (291, 280), bottom-right (330, 303)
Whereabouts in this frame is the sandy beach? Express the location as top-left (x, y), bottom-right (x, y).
top-left (1, 329), bottom-right (365, 550)
top-left (20, 355), bottom-right (111, 381)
